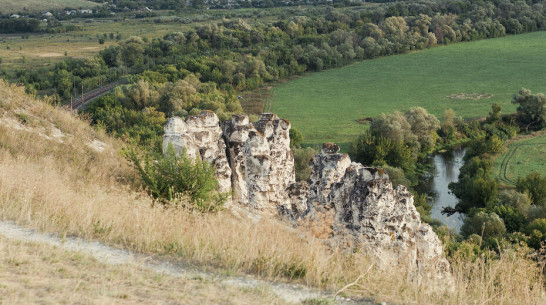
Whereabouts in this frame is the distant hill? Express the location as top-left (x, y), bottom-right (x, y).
top-left (2, 0), bottom-right (99, 14)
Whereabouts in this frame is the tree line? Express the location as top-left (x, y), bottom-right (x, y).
top-left (345, 88), bottom-right (545, 254)
top-left (5, 0), bottom-right (546, 150)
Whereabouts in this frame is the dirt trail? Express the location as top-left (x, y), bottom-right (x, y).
top-left (0, 221), bottom-right (368, 305)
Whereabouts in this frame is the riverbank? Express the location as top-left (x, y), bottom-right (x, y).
top-left (427, 149), bottom-right (466, 232)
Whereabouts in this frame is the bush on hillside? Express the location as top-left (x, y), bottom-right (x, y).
top-left (289, 127), bottom-right (304, 149)
top-left (382, 165), bottom-right (412, 188)
top-left (125, 145), bottom-right (226, 211)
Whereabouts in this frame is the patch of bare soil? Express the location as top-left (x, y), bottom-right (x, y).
top-left (446, 93), bottom-right (493, 100)
top-left (36, 52), bottom-right (64, 58)
top-left (357, 117), bottom-right (373, 125)
top-left (240, 86), bottom-right (274, 115)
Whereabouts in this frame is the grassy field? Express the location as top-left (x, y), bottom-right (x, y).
top-left (0, 0), bottom-right (99, 14)
top-left (270, 31), bottom-right (546, 150)
top-left (495, 131), bottom-right (546, 186)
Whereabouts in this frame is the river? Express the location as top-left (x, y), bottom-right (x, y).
top-left (428, 149), bottom-right (466, 232)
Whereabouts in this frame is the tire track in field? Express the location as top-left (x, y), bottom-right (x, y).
top-left (498, 142), bottom-right (546, 185)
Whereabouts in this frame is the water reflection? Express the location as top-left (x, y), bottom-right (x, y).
top-left (429, 149), bottom-right (466, 232)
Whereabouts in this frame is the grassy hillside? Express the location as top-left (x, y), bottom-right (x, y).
top-left (0, 80), bottom-right (543, 304)
top-left (0, 235), bottom-right (288, 305)
top-left (270, 31), bottom-right (546, 149)
top-left (495, 131), bottom-right (546, 186)
top-left (1, 0), bottom-right (99, 14)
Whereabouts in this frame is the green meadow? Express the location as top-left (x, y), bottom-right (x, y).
top-left (270, 31), bottom-right (546, 149)
top-left (495, 132), bottom-right (546, 186)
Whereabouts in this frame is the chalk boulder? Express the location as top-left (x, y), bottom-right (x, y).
top-left (224, 113), bottom-right (295, 214)
top-left (328, 163), bottom-right (451, 279)
top-left (163, 111), bottom-right (231, 193)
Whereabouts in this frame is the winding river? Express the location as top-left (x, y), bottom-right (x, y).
top-left (427, 149), bottom-right (466, 232)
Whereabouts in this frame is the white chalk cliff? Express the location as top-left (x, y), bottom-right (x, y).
top-left (163, 111), bottom-right (451, 280)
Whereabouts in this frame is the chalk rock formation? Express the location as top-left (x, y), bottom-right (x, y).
top-left (224, 113), bottom-right (295, 213)
top-left (307, 143), bottom-right (351, 210)
top-left (285, 181), bottom-right (310, 219)
top-left (328, 163), bottom-right (451, 278)
top-left (163, 111), bottom-right (232, 193)
top-left (223, 114), bottom-right (254, 204)
top-left (251, 113), bottom-right (295, 210)
top-left (162, 112), bottom-right (450, 280)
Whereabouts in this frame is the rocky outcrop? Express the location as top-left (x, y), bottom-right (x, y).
top-left (251, 114), bottom-right (295, 211)
top-left (163, 111), bottom-right (231, 193)
top-left (285, 181), bottom-right (310, 219)
top-left (307, 143), bottom-right (351, 210)
top-left (224, 113), bottom-right (295, 214)
top-left (162, 112), bottom-right (451, 280)
top-left (223, 114), bottom-right (254, 204)
top-left (328, 163), bottom-right (451, 278)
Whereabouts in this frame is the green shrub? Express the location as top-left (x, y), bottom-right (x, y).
top-left (498, 190), bottom-right (531, 217)
top-left (125, 145), bottom-right (226, 212)
top-left (292, 146), bottom-right (316, 182)
top-left (449, 157), bottom-right (498, 212)
top-left (461, 211), bottom-right (506, 240)
top-left (527, 218), bottom-right (546, 235)
top-left (516, 172), bottom-right (546, 206)
top-left (289, 127), bottom-right (303, 148)
top-left (383, 165), bottom-right (412, 188)
top-left (488, 204), bottom-right (526, 233)
top-left (350, 131), bottom-right (415, 177)
top-left (527, 230), bottom-right (544, 249)
top-left (512, 88), bottom-right (546, 130)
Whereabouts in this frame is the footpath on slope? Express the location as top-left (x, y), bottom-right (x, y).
top-left (0, 221), bottom-right (375, 305)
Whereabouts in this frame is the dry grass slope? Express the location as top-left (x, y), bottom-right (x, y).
top-left (0, 80), bottom-right (544, 304)
top-left (0, 235), bottom-right (288, 305)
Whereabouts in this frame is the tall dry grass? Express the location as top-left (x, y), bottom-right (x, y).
top-left (0, 80), bottom-right (544, 304)
top-left (0, 235), bottom-right (288, 305)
